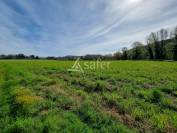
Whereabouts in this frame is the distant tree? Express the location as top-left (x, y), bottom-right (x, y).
top-left (0, 55), bottom-right (6, 59)
top-left (113, 52), bottom-right (122, 60)
top-left (170, 30), bottom-right (174, 39)
top-left (146, 37), bottom-right (154, 59)
top-left (82, 55), bottom-right (102, 60)
top-left (148, 32), bottom-right (161, 59)
top-left (104, 54), bottom-right (113, 60)
top-left (121, 47), bottom-right (128, 60)
top-left (7, 54), bottom-right (15, 59)
top-left (46, 56), bottom-right (56, 60)
top-left (0, 54), bottom-right (40, 59)
top-left (158, 29), bottom-right (168, 59)
top-left (29, 55), bottom-right (35, 59)
top-left (132, 42), bottom-right (143, 60)
top-left (35, 56), bottom-right (39, 59)
top-left (172, 27), bottom-right (177, 60)
top-left (16, 54), bottom-right (26, 59)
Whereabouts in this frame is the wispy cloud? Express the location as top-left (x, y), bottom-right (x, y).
top-left (0, 0), bottom-right (177, 56)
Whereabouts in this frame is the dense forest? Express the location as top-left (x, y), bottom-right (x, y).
top-left (0, 26), bottom-right (177, 61)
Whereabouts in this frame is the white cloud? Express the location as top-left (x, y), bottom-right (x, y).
top-left (0, 0), bottom-right (176, 56)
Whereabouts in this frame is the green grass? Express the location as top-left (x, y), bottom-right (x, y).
top-left (0, 60), bottom-right (177, 133)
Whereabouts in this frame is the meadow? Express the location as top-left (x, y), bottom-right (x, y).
top-left (0, 60), bottom-right (177, 133)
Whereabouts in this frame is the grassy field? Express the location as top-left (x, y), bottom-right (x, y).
top-left (0, 60), bottom-right (177, 133)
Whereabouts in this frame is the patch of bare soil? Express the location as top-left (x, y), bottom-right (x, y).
top-left (101, 101), bottom-right (152, 133)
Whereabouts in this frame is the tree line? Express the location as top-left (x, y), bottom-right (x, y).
top-left (0, 26), bottom-right (177, 61)
top-left (0, 54), bottom-right (39, 59)
top-left (113, 26), bottom-right (177, 60)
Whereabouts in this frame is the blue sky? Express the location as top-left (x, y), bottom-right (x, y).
top-left (0, 0), bottom-right (177, 56)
